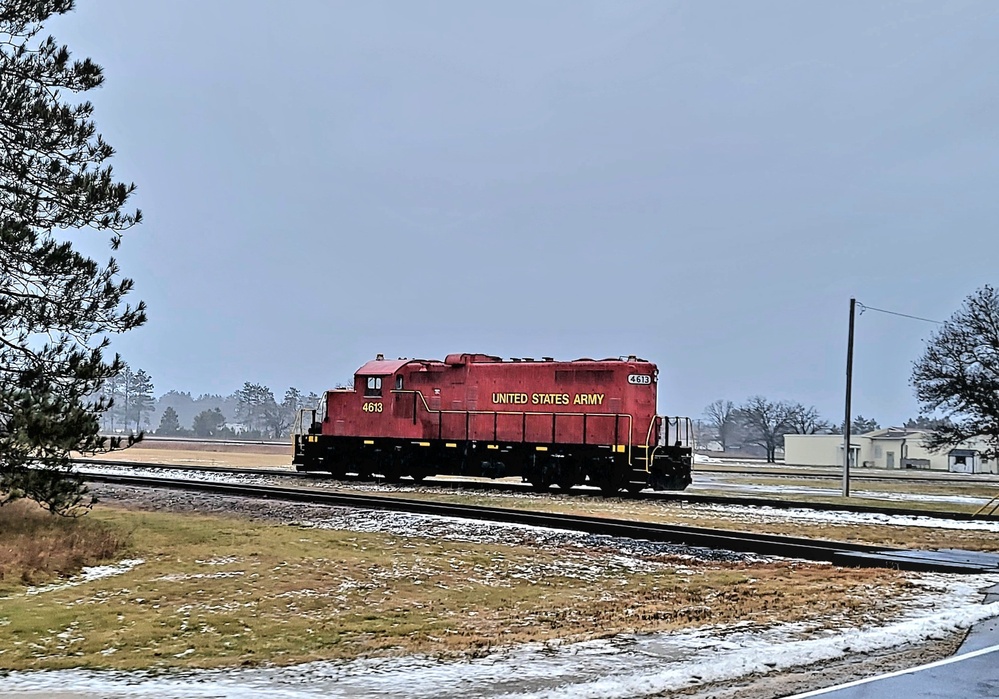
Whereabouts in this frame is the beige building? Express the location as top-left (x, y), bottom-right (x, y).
top-left (784, 428), bottom-right (997, 474)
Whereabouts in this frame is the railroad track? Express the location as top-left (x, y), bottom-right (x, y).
top-left (128, 436), bottom-right (999, 483)
top-left (118, 435), bottom-right (289, 448)
top-left (84, 470), bottom-right (999, 574)
top-left (697, 465), bottom-right (999, 485)
top-left (74, 458), bottom-right (999, 523)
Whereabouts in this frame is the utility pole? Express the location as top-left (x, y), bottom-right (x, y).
top-left (843, 297), bottom-right (856, 497)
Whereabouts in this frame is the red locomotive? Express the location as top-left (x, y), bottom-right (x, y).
top-left (293, 353), bottom-right (693, 494)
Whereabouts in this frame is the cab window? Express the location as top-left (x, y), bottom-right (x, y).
top-left (365, 376), bottom-right (382, 397)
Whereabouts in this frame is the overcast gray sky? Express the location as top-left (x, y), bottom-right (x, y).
top-left (51, 1), bottom-right (999, 424)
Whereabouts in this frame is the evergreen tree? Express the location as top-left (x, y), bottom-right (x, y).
top-left (127, 369), bottom-right (154, 429)
top-left (235, 382), bottom-right (277, 436)
top-left (0, 1), bottom-right (145, 514)
top-left (280, 387), bottom-right (304, 438)
top-left (156, 406), bottom-right (182, 436)
top-left (276, 387), bottom-right (323, 438)
top-left (112, 363), bottom-right (133, 429)
top-left (95, 362), bottom-right (156, 431)
top-left (192, 408), bottom-right (226, 438)
top-left (151, 389), bottom-right (194, 433)
top-left (851, 415), bottom-right (881, 435)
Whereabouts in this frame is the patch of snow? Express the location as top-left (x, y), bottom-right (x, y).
top-left (195, 556), bottom-right (240, 565)
top-left (294, 509), bottom-right (761, 565)
top-left (76, 463), bottom-right (279, 486)
top-left (1, 559), bottom-right (145, 600)
top-left (685, 502), bottom-right (999, 533)
top-left (155, 571), bottom-right (245, 581)
top-left (689, 477), bottom-right (992, 506)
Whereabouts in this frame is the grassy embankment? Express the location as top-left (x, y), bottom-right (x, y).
top-left (0, 499), bottom-right (916, 671)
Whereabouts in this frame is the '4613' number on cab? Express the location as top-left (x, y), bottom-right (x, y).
top-left (362, 402), bottom-right (383, 413)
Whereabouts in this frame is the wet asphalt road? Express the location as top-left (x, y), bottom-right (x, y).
top-left (787, 584), bottom-right (999, 699)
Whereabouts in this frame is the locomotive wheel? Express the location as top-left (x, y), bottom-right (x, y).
top-left (409, 464), bottom-right (434, 483)
top-left (377, 451), bottom-right (403, 483)
top-left (600, 482), bottom-right (622, 496)
top-left (625, 482), bottom-right (646, 495)
top-left (531, 478), bottom-right (552, 493)
top-left (555, 460), bottom-right (582, 492)
top-left (594, 471), bottom-right (626, 496)
top-left (381, 464), bottom-right (402, 483)
top-left (668, 475), bottom-right (692, 490)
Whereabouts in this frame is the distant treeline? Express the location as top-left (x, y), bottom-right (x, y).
top-left (96, 364), bottom-right (322, 440)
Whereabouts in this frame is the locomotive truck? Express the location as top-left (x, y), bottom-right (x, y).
top-left (293, 353), bottom-right (693, 494)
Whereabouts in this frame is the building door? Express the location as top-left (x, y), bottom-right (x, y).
top-left (886, 451), bottom-right (895, 469)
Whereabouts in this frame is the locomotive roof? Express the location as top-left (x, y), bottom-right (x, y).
top-left (355, 354), bottom-right (651, 377)
top-left (355, 359), bottom-right (412, 376)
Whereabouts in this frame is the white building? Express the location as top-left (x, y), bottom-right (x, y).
top-left (784, 428), bottom-right (997, 474)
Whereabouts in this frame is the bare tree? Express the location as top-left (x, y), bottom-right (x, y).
top-left (703, 399), bottom-right (737, 451)
top-left (912, 285), bottom-right (999, 460)
top-left (739, 396), bottom-right (793, 463)
top-left (785, 403), bottom-right (831, 435)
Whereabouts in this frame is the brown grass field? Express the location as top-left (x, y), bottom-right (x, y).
top-left (4, 443), bottom-right (981, 670)
top-left (0, 499), bottom-right (919, 671)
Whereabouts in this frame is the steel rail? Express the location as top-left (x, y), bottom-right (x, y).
top-left (73, 459), bottom-right (999, 523)
top-left (696, 466), bottom-right (999, 485)
top-left (84, 471), bottom-right (999, 574)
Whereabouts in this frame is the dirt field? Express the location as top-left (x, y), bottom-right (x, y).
top-left (76, 444), bottom-right (292, 469)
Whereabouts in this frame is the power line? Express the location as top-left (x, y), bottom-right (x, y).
top-left (856, 302), bottom-right (942, 325)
